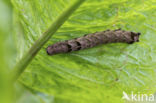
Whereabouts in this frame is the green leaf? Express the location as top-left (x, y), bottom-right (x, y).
top-left (0, 0), bottom-right (15, 103)
top-left (11, 0), bottom-right (85, 82)
top-left (13, 0), bottom-right (156, 103)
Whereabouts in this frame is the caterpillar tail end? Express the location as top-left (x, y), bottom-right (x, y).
top-left (46, 46), bottom-right (53, 55)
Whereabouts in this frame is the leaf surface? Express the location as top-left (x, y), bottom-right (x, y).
top-left (13, 0), bottom-right (156, 102)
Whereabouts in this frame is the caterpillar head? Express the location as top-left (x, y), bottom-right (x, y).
top-left (130, 32), bottom-right (141, 44)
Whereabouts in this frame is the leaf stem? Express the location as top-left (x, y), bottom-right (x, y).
top-left (11, 0), bottom-right (86, 82)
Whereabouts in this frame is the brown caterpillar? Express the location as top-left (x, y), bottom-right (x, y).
top-left (47, 29), bottom-right (141, 55)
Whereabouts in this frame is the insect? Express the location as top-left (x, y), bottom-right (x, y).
top-left (47, 29), bottom-right (141, 55)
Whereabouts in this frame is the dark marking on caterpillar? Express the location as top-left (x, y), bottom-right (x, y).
top-left (47, 29), bottom-right (141, 55)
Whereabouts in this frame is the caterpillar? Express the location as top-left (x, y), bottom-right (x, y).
top-left (47, 29), bottom-right (141, 55)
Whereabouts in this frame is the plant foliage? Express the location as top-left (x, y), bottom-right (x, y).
top-left (13, 0), bottom-right (156, 102)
